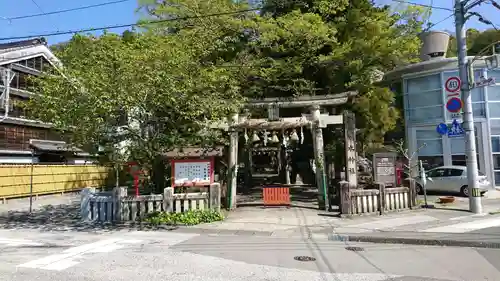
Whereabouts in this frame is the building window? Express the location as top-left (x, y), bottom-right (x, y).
top-left (8, 69), bottom-right (34, 91)
top-left (404, 74), bottom-right (443, 124)
top-left (407, 106), bottom-right (443, 123)
top-left (406, 74), bottom-right (441, 92)
top-left (407, 90), bottom-right (442, 108)
top-left (490, 120), bottom-right (500, 185)
top-left (418, 156), bottom-right (444, 170)
top-left (450, 123), bottom-right (480, 169)
top-left (473, 103), bottom-right (486, 118)
top-left (416, 128), bottom-right (443, 170)
top-left (451, 155), bottom-right (481, 169)
top-left (488, 103), bottom-right (500, 118)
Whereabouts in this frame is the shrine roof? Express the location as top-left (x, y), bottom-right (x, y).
top-left (163, 146), bottom-right (224, 158)
top-left (246, 91), bottom-right (357, 108)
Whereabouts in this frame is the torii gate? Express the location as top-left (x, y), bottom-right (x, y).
top-left (213, 91), bottom-right (358, 210)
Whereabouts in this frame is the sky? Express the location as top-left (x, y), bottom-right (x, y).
top-left (0, 0), bottom-right (498, 46)
top-left (0, 0), bottom-right (140, 45)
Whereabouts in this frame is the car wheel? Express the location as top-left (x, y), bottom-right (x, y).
top-left (416, 184), bottom-right (423, 195)
top-left (460, 185), bottom-right (469, 197)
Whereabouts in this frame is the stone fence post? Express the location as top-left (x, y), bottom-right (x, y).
top-left (113, 186), bottom-right (127, 222)
top-left (163, 187), bottom-right (173, 213)
top-left (377, 183), bottom-right (386, 215)
top-left (209, 183), bottom-right (221, 212)
top-left (81, 187), bottom-right (96, 222)
top-left (338, 181), bottom-right (351, 216)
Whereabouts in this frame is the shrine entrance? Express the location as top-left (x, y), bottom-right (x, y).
top-left (220, 92), bottom-right (359, 212)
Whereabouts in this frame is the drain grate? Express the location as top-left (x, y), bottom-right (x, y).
top-left (294, 256), bottom-right (316, 262)
top-left (345, 246), bottom-right (364, 252)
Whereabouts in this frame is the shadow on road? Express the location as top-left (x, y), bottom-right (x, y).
top-left (0, 201), bottom-right (177, 233)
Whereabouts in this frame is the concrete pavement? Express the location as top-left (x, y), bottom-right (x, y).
top-left (169, 192), bottom-right (500, 248)
top-left (0, 228), bottom-right (499, 280)
top-left (3, 190), bottom-right (500, 251)
top-left (0, 193), bottom-right (80, 216)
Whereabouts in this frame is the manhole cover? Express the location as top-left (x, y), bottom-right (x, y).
top-left (345, 246), bottom-right (364, 252)
top-left (294, 256), bottom-right (316, 262)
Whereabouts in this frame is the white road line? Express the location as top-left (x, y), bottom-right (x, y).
top-left (17, 238), bottom-right (141, 271)
top-left (0, 238), bottom-right (44, 247)
top-left (334, 215), bottom-right (438, 233)
top-left (449, 213), bottom-right (488, 221)
top-left (421, 217), bottom-right (500, 233)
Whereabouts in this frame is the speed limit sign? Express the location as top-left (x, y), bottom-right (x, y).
top-left (445, 77), bottom-right (461, 92)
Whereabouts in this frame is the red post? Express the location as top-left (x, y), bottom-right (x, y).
top-left (134, 174), bottom-right (139, 196)
top-left (396, 168), bottom-right (402, 186)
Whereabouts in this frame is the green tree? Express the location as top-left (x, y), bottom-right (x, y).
top-left (140, 0), bottom-right (427, 150)
top-left (258, 0), bottom-right (425, 147)
top-left (27, 31), bottom-right (244, 188)
top-left (447, 28), bottom-right (481, 57)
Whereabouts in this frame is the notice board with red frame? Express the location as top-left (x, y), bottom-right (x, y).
top-left (171, 158), bottom-right (214, 187)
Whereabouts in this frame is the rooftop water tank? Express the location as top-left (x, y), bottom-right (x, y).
top-left (419, 31), bottom-right (450, 61)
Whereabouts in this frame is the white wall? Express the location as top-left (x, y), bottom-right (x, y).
top-left (0, 155), bottom-right (38, 164)
top-left (67, 158), bottom-right (98, 165)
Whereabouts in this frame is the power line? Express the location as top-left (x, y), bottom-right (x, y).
top-left (6, 0), bottom-right (132, 21)
top-left (28, 0), bottom-right (61, 32)
top-left (391, 0), bottom-right (453, 11)
top-left (469, 10), bottom-right (499, 30)
top-left (29, 0), bottom-right (44, 12)
top-left (1, 0), bottom-right (453, 42)
top-left (423, 14), bottom-right (454, 32)
top-left (0, 8), bottom-right (262, 41)
top-left (492, 0), bottom-right (500, 10)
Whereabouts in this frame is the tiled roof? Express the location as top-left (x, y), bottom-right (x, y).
top-left (0, 38), bottom-right (47, 54)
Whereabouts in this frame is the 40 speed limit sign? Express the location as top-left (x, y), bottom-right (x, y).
top-left (445, 77), bottom-right (461, 93)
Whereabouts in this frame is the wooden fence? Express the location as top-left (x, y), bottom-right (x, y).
top-left (0, 165), bottom-right (109, 201)
top-left (81, 184), bottom-right (221, 223)
top-left (339, 181), bottom-right (417, 216)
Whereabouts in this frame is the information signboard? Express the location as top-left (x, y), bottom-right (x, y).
top-left (171, 159), bottom-right (214, 187)
top-left (373, 152), bottom-right (397, 187)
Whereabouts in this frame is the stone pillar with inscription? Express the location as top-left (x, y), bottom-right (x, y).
top-left (343, 111), bottom-right (358, 187)
top-left (227, 113), bottom-right (239, 210)
top-left (310, 105), bottom-right (329, 210)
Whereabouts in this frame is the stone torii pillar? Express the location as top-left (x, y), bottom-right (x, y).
top-left (310, 105), bottom-right (328, 211)
top-left (227, 113), bottom-right (239, 210)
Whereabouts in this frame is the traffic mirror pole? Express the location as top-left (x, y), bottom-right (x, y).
top-left (454, 0), bottom-right (483, 214)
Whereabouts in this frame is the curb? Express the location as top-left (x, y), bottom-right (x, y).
top-left (328, 234), bottom-right (500, 249)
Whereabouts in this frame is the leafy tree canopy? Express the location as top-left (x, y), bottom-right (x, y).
top-left (139, 0), bottom-right (427, 148)
top-left (29, 0), bottom-right (428, 175)
top-left (28, 31), bottom-right (244, 171)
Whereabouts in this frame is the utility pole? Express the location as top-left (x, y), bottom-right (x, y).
top-left (454, 0), bottom-right (482, 213)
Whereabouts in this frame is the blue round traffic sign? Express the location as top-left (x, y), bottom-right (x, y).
top-left (436, 123), bottom-right (448, 135)
top-left (446, 97), bottom-right (463, 113)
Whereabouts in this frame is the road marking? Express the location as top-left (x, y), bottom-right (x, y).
top-left (0, 238), bottom-right (44, 247)
top-left (421, 217), bottom-right (500, 233)
top-left (333, 215), bottom-right (438, 233)
top-left (18, 238), bottom-right (141, 271)
top-left (449, 213), bottom-right (488, 221)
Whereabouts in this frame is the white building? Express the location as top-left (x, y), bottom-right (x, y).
top-left (385, 31), bottom-right (500, 188)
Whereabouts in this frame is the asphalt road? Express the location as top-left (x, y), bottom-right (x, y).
top-left (0, 228), bottom-right (499, 281)
top-left (471, 225), bottom-right (500, 235)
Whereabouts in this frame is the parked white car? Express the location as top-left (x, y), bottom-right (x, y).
top-left (415, 165), bottom-right (492, 197)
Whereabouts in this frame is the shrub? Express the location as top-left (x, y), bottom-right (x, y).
top-left (145, 209), bottom-right (224, 226)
